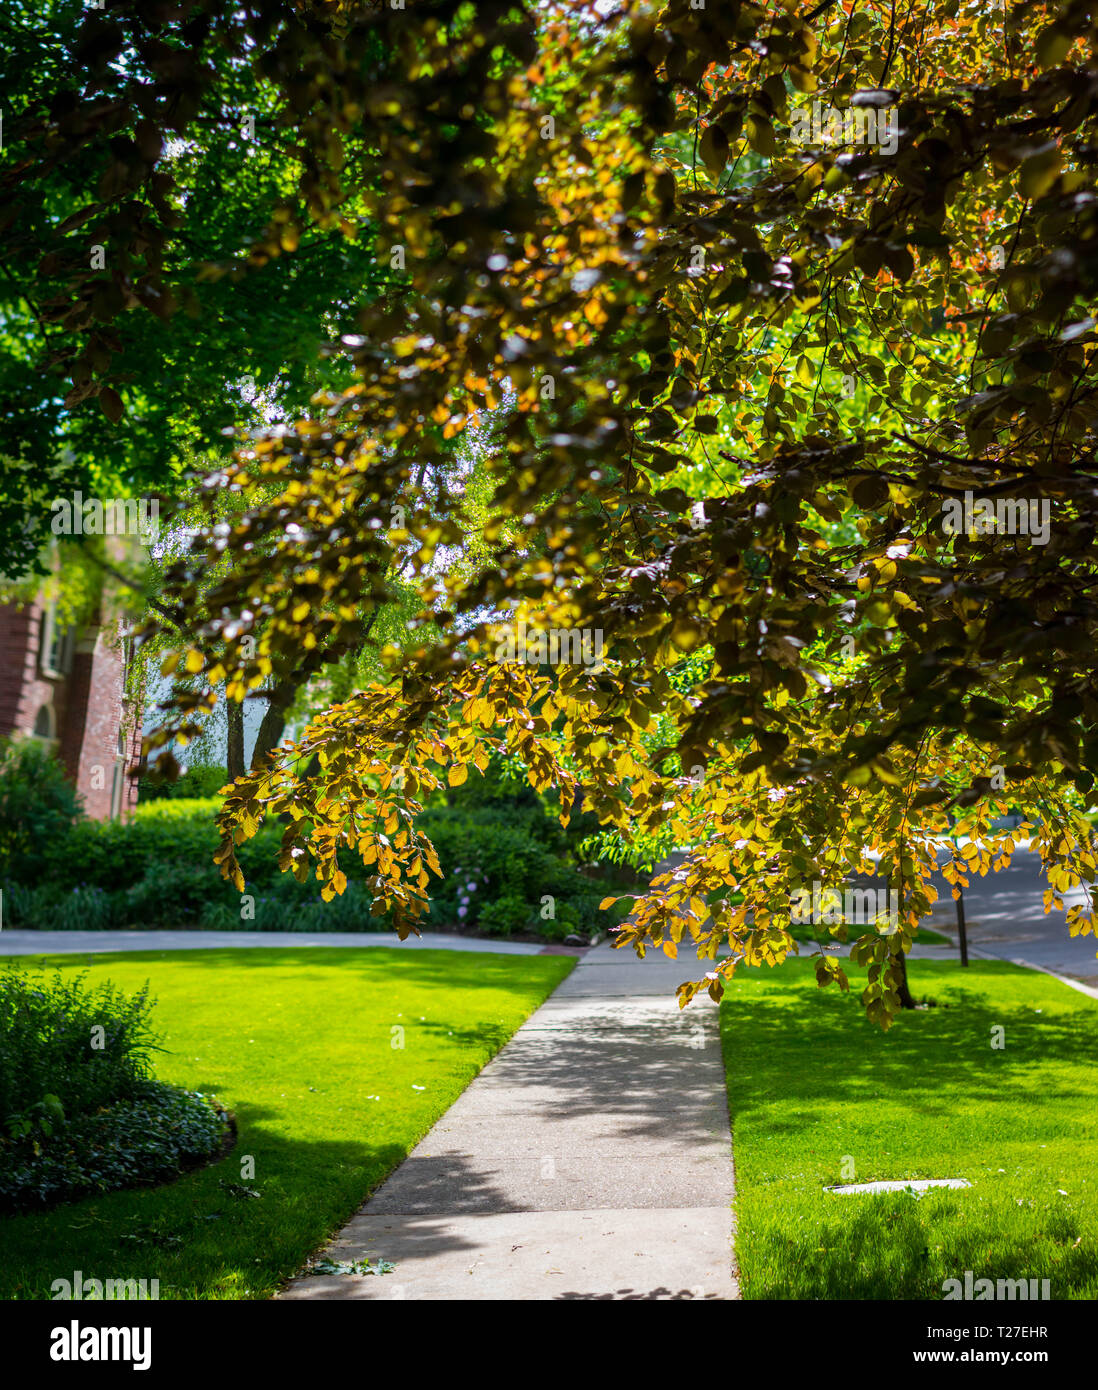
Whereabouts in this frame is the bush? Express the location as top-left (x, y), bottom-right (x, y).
top-left (209, 875), bottom-right (381, 934)
top-left (0, 966), bottom-right (162, 1132)
top-left (129, 796), bottom-right (224, 821)
top-left (475, 896), bottom-right (531, 937)
top-left (418, 807), bottom-right (629, 939)
top-left (0, 1081), bottom-right (226, 1214)
top-left (55, 884), bottom-right (117, 931)
top-left (0, 966), bottom-right (226, 1213)
top-left (124, 860), bottom-right (227, 927)
top-left (137, 764), bottom-right (230, 802)
top-left (437, 752), bottom-right (603, 858)
top-left (0, 737), bottom-right (84, 885)
top-left (5, 777), bottom-right (637, 941)
top-left (2, 882), bottom-right (118, 932)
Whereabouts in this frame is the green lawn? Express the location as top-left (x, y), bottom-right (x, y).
top-left (787, 923), bottom-right (951, 947)
top-left (721, 956), bottom-right (1098, 1299)
top-left (0, 946), bottom-right (572, 1300)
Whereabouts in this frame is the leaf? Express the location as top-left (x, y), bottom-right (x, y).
top-left (1036, 26), bottom-right (1071, 68)
top-left (699, 122), bottom-right (729, 177)
top-left (746, 116), bottom-right (775, 157)
top-left (448, 762), bottom-right (468, 787)
top-left (1020, 146), bottom-right (1061, 200)
top-left (99, 387), bottom-right (124, 423)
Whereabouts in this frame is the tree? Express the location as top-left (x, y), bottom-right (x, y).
top-left (20, 0), bottom-right (1098, 1026)
top-left (0, 0), bottom-right (392, 579)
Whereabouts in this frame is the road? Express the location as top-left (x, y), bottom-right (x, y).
top-left (921, 842), bottom-right (1098, 985)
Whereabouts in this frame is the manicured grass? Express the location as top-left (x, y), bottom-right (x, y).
top-left (787, 923), bottom-right (951, 947)
top-left (721, 956), bottom-right (1098, 1299)
top-left (0, 946), bottom-right (572, 1300)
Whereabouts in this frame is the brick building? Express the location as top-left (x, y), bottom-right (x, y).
top-left (0, 592), bottom-right (143, 820)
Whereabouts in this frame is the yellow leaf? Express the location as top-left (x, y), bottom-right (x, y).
top-left (448, 762), bottom-right (468, 787)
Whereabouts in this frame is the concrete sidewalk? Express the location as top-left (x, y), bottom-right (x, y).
top-left (279, 939), bottom-right (737, 1301)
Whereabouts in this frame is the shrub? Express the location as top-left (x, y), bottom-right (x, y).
top-left (3, 881), bottom-right (120, 931)
top-left (437, 750), bottom-right (612, 856)
top-left (137, 764), bottom-right (230, 802)
top-left (0, 966), bottom-right (226, 1214)
top-left (130, 796), bottom-right (224, 821)
top-left (124, 860), bottom-right (229, 927)
top-left (7, 780), bottom-right (637, 941)
top-left (41, 811), bottom-right (219, 892)
top-left (0, 737), bottom-right (84, 885)
top-left (0, 966), bottom-right (159, 1130)
top-left (475, 895), bottom-right (531, 937)
top-left (210, 876), bottom-right (382, 933)
top-left (56, 885), bottom-right (118, 931)
top-left (0, 1082), bottom-right (226, 1214)
top-left (417, 807), bottom-right (628, 939)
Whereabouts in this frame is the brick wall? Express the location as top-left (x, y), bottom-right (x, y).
top-left (0, 598), bottom-right (138, 821)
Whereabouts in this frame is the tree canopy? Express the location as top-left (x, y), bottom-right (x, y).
top-left (14, 0), bottom-right (1098, 1026)
top-left (0, 0), bottom-right (391, 579)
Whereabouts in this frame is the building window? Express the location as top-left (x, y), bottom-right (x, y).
top-left (39, 602), bottom-right (75, 678)
top-left (110, 731), bottom-right (127, 819)
top-left (32, 703), bottom-right (56, 743)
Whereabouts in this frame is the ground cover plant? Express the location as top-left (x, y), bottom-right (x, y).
top-left (0, 965), bottom-right (226, 1213)
top-left (721, 957), bottom-right (1098, 1299)
top-left (0, 945), bottom-right (573, 1299)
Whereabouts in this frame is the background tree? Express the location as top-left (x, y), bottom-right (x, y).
top-left (0, 0), bottom-right (392, 579)
top-left (16, 0), bottom-right (1098, 1025)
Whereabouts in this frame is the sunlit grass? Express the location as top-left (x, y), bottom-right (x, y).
top-left (0, 946), bottom-right (572, 1300)
top-left (721, 957), bottom-right (1098, 1299)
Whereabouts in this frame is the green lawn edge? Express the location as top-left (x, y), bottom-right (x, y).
top-left (720, 956), bottom-right (1098, 1299)
top-left (0, 946), bottom-right (573, 1300)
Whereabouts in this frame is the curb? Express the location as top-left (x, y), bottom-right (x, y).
top-left (965, 945), bottom-right (1098, 1002)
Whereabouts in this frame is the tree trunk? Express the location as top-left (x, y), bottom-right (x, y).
top-left (885, 869), bottom-right (917, 1009)
top-left (250, 680), bottom-right (297, 770)
top-left (890, 948), bottom-right (917, 1010)
top-left (955, 881), bottom-right (969, 967)
top-left (947, 813), bottom-right (970, 967)
top-left (226, 700), bottom-right (245, 782)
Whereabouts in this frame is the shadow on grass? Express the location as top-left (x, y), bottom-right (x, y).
top-left (725, 974), bottom-right (1098, 1135)
top-left (723, 961), bottom-right (1098, 1299)
top-left (0, 1101), bottom-right (449, 1298)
